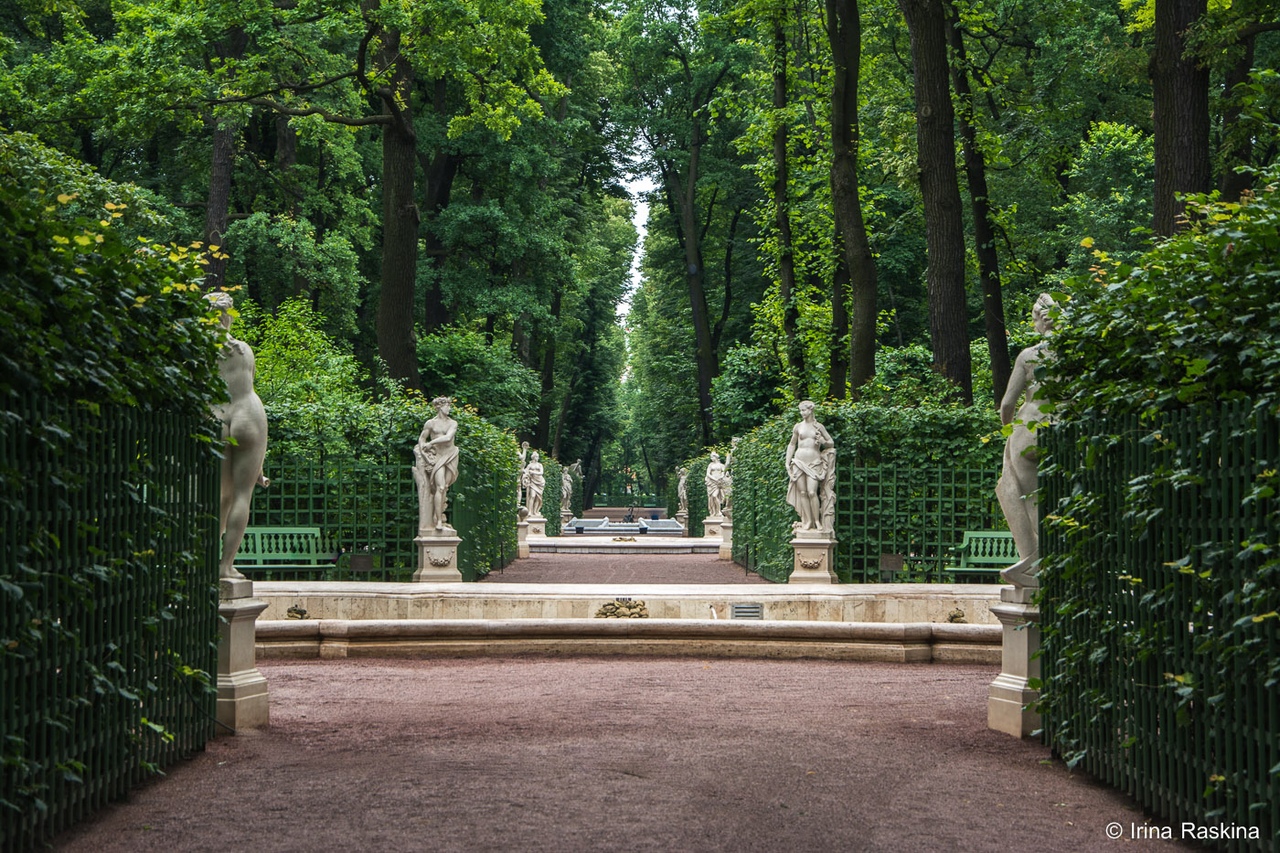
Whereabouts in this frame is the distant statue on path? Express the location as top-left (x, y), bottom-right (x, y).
top-left (208, 292), bottom-right (269, 580)
top-left (705, 452), bottom-right (729, 518)
top-left (676, 467), bottom-right (689, 513)
top-left (413, 396), bottom-right (459, 535)
top-left (523, 451), bottom-right (546, 518)
top-left (785, 401), bottom-right (836, 535)
top-left (997, 294), bottom-right (1057, 586)
top-left (517, 441), bottom-right (530, 507)
top-left (561, 465), bottom-right (574, 511)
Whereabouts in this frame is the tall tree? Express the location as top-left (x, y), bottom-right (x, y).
top-left (897, 0), bottom-right (971, 402)
top-left (1151, 0), bottom-right (1210, 236)
top-left (827, 0), bottom-right (878, 396)
top-left (944, 0), bottom-right (1009, 403)
top-left (770, 2), bottom-right (806, 401)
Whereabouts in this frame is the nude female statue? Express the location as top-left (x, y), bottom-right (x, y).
top-left (704, 452), bottom-right (728, 518)
top-left (523, 451), bottom-right (546, 517)
top-left (676, 466), bottom-right (689, 513)
top-left (785, 401), bottom-right (836, 534)
top-left (996, 294), bottom-right (1057, 584)
top-left (207, 292), bottom-right (269, 580)
top-left (413, 396), bottom-right (459, 534)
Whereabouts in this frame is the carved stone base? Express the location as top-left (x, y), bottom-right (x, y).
top-left (217, 582), bottom-right (269, 732)
top-left (718, 519), bottom-right (734, 560)
top-left (789, 535), bottom-right (837, 584)
top-left (675, 510), bottom-right (689, 537)
top-left (517, 520), bottom-right (530, 559)
top-left (527, 515), bottom-right (548, 538)
top-left (703, 514), bottom-right (725, 539)
top-left (414, 534), bottom-right (463, 582)
top-left (988, 587), bottom-right (1041, 738)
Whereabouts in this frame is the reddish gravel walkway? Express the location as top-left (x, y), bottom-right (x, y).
top-left (54, 657), bottom-right (1189, 852)
top-left (483, 552), bottom-right (770, 584)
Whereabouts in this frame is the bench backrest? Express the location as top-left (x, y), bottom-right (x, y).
top-left (958, 531), bottom-right (1018, 567)
top-left (235, 527), bottom-right (328, 566)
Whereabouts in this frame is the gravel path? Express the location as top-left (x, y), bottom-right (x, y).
top-left (54, 657), bottom-right (1188, 852)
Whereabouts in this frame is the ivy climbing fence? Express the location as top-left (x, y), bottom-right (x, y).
top-left (1, 404), bottom-right (220, 849)
top-left (1039, 404), bottom-right (1279, 851)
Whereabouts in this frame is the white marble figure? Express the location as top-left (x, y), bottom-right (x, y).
top-left (997, 293), bottom-right (1057, 586)
top-left (523, 451), bottom-right (546, 518)
top-left (561, 465), bottom-right (574, 510)
top-left (785, 401), bottom-right (837, 535)
top-left (517, 440), bottom-right (530, 508)
top-left (705, 452), bottom-right (729, 518)
top-left (413, 396), bottom-right (459, 535)
top-left (676, 466), bottom-right (690, 513)
top-left (208, 292), bottom-right (269, 580)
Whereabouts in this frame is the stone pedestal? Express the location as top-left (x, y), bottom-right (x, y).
top-left (217, 578), bottom-right (269, 732)
top-left (414, 533), bottom-right (462, 582)
top-left (789, 533), bottom-right (837, 584)
top-left (718, 519), bottom-right (734, 560)
top-left (527, 515), bottom-right (548, 538)
top-left (675, 510), bottom-right (689, 537)
top-left (517, 520), bottom-right (530, 559)
top-left (988, 583), bottom-right (1041, 738)
top-left (703, 514), bottom-right (725, 539)
top-left (560, 509), bottom-right (573, 531)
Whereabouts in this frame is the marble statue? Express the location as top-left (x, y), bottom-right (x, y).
top-left (997, 293), bottom-right (1057, 586)
top-left (517, 440), bottom-right (530, 507)
top-left (676, 466), bottom-right (689, 513)
top-left (523, 451), bottom-right (546, 517)
top-left (561, 465), bottom-right (574, 509)
top-left (785, 401), bottom-right (836, 535)
top-left (208, 292), bottom-right (269, 580)
top-left (723, 438), bottom-right (738, 518)
top-left (413, 396), bottom-right (459, 534)
top-left (705, 452), bottom-right (729, 518)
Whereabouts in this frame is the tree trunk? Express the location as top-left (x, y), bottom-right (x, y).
top-left (827, 241), bottom-right (851, 400)
top-left (668, 125), bottom-right (717, 448)
top-left (420, 80), bottom-right (458, 332)
top-left (1219, 33), bottom-right (1257, 202)
top-left (202, 27), bottom-right (248, 293)
top-left (773, 12), bottom-right (806, 402)
top-left (203, 124), bottom-right (236, 292)
top-left (828, 0), bottom-right (878, 396)
top-left (1151, 0), bottom-right (1211, 236)
top-left (373, 31), bottom-right (422, 390)
top-left (898, 0), bottom-right (971, 404)
top-left (535, 288), bottom-right (563, 449)
top-left (945, 0), bottom-right (1009, 404)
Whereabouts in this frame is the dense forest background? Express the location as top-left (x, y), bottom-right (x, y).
top-left (3, 0), bottom-right (1277, 500)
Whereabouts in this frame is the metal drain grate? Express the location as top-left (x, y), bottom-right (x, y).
top-left (730, 603), bottom-right (764, 620)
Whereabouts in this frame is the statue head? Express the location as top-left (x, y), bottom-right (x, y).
top-left (432, 396), bottom-right (452, 414)
top-left (1032, 293), bottom-right (1058, 336)
top-left (799, 400), bottom-right (816, 418)
top-left (709, 451), bottom-right (720, 463)
top-left (205, 291), bottom-right (235, 330)
top-left (531, 451), bottom-right (540, 462)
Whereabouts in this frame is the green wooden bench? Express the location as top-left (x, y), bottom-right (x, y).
top-left (941, 531), bottom-right (1018, 583)
top-left (234, 527), bottom-right (339, 579)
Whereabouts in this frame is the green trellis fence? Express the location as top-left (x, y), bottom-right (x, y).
top-left (1039, 405), bottom-right (1279, 851)
top-left (1, 404), bottom-right (220, 849)
top-left (250, 455), bottom-right (517, 581)
top-left (732, 456), bottom-right (1004, 584)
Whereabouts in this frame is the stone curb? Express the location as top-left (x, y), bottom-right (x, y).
top-left (257, 618), bottom-right (1000, 664)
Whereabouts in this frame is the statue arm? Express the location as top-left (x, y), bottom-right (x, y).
top-left (1000, 349), bottom-right (1032, 425)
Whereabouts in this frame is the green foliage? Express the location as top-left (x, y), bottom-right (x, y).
top-left (1046, 169), bottom-right (1280, 420)
top-left (223, 213), bottom-right (364, 341)
top-left (1, 132), bottom-right (220, 841)
top-left (1050, 122), bottom-right (1155, 279)
top-left (0, 131), bottom-right (222, 416)
top-left (417, 326), bottom-right (540, 436)
top-left (1038, 170), bottom-right (1280, 823)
